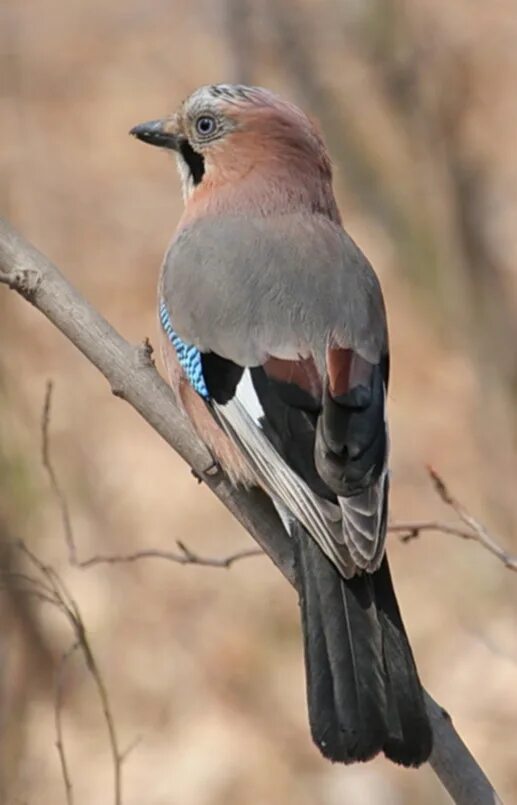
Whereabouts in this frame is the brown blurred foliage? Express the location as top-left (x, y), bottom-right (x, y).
top-left (1, 0), bottom-right (517, 802)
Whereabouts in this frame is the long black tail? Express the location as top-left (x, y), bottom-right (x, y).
top-left (294, 526), bottom-right (432, 766)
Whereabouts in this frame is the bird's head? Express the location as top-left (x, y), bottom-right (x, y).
top-left (130, 84), bottom-right (337, 218)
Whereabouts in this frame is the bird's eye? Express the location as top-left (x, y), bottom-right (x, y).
top-left (195, 115), bottom-right (217, 137)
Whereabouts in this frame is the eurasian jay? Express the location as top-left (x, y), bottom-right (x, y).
top-left (131, 84), bottom-right (432, 766)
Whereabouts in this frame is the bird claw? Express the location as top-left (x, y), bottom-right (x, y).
top-left (191, 459), bottom-right (220, 484)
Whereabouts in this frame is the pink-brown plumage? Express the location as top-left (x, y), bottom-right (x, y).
top-left (166, 89), bottom-right (340, 483)
top-left (178, 94), bottom-right (340, 228)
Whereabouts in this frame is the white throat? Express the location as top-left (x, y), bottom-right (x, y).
top-left (175, 153), bottom-right (196, 202)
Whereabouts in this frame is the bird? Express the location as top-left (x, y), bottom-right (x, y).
top-left (130, 84), bottom-right (433, 767)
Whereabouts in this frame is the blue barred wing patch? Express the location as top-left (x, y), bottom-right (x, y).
top-left (159, 300), bottom-right (210, 399)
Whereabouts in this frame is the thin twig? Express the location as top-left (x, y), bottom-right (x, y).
top-left (0, 584), bottom-right (60, 609)
top-left (415, 467), bottom-right (517, 571)
top-left (54, 642), bottom-right (80, 805)
top-left (119, 734), bottom-right (142, 766)
top-left (77, 543), bottom-right (263, 570)
top-left (12, 540), bottom-right (123, 805)
top-left (80, 635), bottom-right (122, 804)
top-left (0, 568), bottom-right (59, 599)
top-left (40, 389), bottom-right (263, 573)
top-left (42, 381), bottom-right (77, 565)
top-left (389, 521), bottom-right (478, 543)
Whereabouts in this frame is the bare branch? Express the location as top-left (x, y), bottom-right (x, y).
top-left (398, 467), bottom-right (517, 572)
top-left (42, 381), bottom-right (77, 565)
top-left (428, 466), bottom-right (517, 570)
top-left (0, 217), bottom-right (503, 804)
top-left (79, 632), bottom-right (122, 805)
top-left (78, 542), bottom-right (263, 570)
top-left (39, 389), bottom-right (263, 572)
top-left (12, 540), bottom-right (124, 805)
top-left (119, 734), bottom-right (142, 767)
top-left (424, 694), bottom-right (502, 805)
top-left (390, 521), bottom-right (478, 542)
top-left (1, 568), bottom-right (60, 600)
top-left (54, 642), bottom-right (80, 805)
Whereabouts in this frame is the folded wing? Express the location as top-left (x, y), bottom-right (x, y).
top-left (161, 212), bottom-right (390, 577)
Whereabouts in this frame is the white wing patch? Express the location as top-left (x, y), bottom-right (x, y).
top-left (234, 369), bottom-right (264, 425)
top-left (213, 396), bottom-right (357, 578)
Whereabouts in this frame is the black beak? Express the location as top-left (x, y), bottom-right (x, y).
top-left (129, 119), bottom-right (179, 150)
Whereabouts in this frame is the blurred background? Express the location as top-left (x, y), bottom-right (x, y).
top-left (1, 0), bottom-right (517, 802)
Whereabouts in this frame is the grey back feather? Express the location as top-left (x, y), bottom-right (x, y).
top-left (162, 212), bottom-right (390, 576)
top-left (161, 213), bottom-right (388, 369)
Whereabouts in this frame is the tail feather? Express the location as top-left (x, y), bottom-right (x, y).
top-left (294, 523), bottom-right (432, 766)
top-left (373, 558), bottom-right (433, 766)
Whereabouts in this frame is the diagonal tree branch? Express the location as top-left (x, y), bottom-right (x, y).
top-left (0, 217), bottom-right (503, 805)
